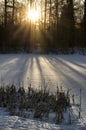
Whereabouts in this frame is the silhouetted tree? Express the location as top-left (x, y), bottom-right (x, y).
top-left (59, 0), bottom-right (75, 53)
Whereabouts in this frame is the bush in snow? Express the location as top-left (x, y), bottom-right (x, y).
top-left (0, 84), bottom-right (70, 123)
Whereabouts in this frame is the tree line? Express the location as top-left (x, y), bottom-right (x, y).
top-left (0, 0), bottom-right (86, 53)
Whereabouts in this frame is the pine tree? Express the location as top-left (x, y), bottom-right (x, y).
top-left (59, 0), bottom-right (75, 52)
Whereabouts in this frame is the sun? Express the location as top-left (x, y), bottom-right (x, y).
top-left (28, 9), bottom-right (39, 22)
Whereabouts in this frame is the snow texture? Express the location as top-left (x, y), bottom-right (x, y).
top-left (0, 108), bottom-right (86, 130)
top-left (0, 54), bottom-right (86, 130)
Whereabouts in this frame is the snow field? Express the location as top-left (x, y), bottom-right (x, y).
top-left (0, 54), bottom-right (86, 130)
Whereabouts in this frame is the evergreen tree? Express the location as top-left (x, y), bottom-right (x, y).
top-left (59, 0), bottom-right (75, 52)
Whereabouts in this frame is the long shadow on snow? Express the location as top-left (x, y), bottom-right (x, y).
top-left (48, 56), bottom-right (86, 81)
top-left (35, 55), bottom-right (46, 88)
top-left (0, 55), bottom-right (30, 86)
top-left (42, 56), bottom-right (86, 93)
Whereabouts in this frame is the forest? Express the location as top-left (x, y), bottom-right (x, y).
top-left (0, 0), bottom-right (86, 54)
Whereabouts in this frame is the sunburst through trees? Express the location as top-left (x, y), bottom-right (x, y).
top-left (0, 0), bottom-right (86, 53)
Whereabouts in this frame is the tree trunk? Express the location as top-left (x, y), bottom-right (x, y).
top-left (44, 0), bottom-right (47, 29)
top-left (4, 0), bottom-right (7, 27)
top-left (83, 0), bottom-right (86, 47)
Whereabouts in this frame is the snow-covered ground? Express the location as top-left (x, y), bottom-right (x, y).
top-left (0, 54), bottom-right (86, 130)
top-left (0, 107), bottom-right (86, 130)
